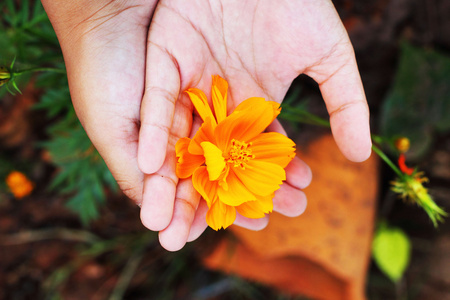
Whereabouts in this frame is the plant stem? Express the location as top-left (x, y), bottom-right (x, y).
top-left (108, 249), bottom-right (144, 300)
top-left (282, 105), bottom-right (404, 176)
top-left (15, 67), bottom-right (66, 75)
top-left (280, 104), bottom-right (331, 128)
top-left (372, 144), bottom-right (403, 177)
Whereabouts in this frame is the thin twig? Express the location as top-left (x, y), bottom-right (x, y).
top-left (0, 228), bottom-right (100, 245)
top-left (108, 249), bottom-right (144, 300)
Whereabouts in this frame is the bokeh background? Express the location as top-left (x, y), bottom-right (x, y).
top-left (1, 0), bottom-right (449, 299)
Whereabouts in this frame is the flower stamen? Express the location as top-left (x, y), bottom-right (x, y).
top-left (227, 139), bottom-right (255, 169)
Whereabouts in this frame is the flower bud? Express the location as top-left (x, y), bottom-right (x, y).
top-left (391, 172), bottom-right (447, 227)
top-left (394, 137), bottom-right (410, 153)
top-left (6, 171), bottom-right (34, 199)
top-left (0, 66), bottom-right (11, 86)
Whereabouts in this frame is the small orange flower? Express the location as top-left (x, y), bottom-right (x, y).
top-left (6, 171), bottom-right (34, 199)
top-left (176, 75), bottom-right (296, 230)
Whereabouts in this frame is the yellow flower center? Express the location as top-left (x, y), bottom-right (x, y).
top-left (227, 139), bottom-right (255, 169)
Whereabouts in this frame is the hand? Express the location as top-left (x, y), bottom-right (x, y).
top-left (138, 0), bottom-right (371, 249)
top-left (41, 0), bottom-right (158, 209)
top-left (41, 0), bottom-right (370, 251)
top-left (140, 0), bottom-right (370, 249)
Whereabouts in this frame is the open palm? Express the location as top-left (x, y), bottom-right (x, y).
top-left (139, 0), bottom-right (371, 250)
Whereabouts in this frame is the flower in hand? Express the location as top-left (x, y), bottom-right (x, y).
top-left (176, 75), bottom-right (296, 230)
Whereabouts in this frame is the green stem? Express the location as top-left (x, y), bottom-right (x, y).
top-left (372, 143), bottom-right (403, 177)
top-left (282, 105), bottom-right (404, 177)
top-left (304, 113), bottom-right (330, 127)
top-left (14, 67), bottom-right (66, 75)
top-left (371, 134), bottom-right (384, 145)
top-left (280, 105), bottom-right (331, 127)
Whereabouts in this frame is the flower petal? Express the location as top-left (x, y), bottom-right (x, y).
top-left (217, 169), bottom-right (256, 206)
top-left (192, 166), bottom-right (218, 207)
top-left (234, 97), bottom-right (281, 119)
top-left (211, 75), bottom-right (228, 123)
top-left (186, 88), bottom-right (217, 125)
top-left (215, 98), bottom-right (279, 151)
top-left (236, 194), bottom-right (274, 219)
top-left (188, 117), bottom-right (216, 155)
top-left (233, 160), bottom-right (286, 196)
top-left (206, 199), bottom-right (236, 230)
top-left (249, 132), bottom-right (296, 168)
top-left (201, 141), bottom-right (226, 181)
top-left (176, 137), bottom-right (205, 178)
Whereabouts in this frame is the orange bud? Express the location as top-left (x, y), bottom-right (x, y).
top-left (394, 137), bottom-right (410, 153)
top-left (6, 171), bottom-right (34, 199)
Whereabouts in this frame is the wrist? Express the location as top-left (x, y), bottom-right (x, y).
top-left (42, 0), bottom-right (159, 43)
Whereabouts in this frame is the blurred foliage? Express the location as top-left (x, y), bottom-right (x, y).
top-left (31, 228), bottom-right (306, 300)
top-left (0, 0), bottom-right (117, 224)
top-left (372, 222), bottom-right (411, 283)
top-left (0, 0), bottom-right (59, 97)
top-left (381, 42), bottom-right (450, 159)
top-left (43, 231), bottom-right (157, 299)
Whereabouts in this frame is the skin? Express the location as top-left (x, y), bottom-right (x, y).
top-left (41, 0), bottom-right (371, 251)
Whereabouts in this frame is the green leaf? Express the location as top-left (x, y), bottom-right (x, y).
top-left (66, 190), bottom-right (100, 226)
top-left (5, 0), bottom-right (17, 27)
top-left (372, 223), bottom-right (411, 283)
top-left (31, 0), bottom-right (45, 23)
top-left (21, 0), bottom-right (30, 27)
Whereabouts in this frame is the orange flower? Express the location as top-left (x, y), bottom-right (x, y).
top-left (176, 75), bottom-right (296, 230)
top-left (6, 171), bottom-right (34, 199)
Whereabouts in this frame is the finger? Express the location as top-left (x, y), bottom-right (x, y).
top-left (138, 43), bottom-right (181, 174)
top-left (187, 199), bottom-right (209, 242)
top-left (158, 178), bottom-right (201, 251)
top-left (266, 119), bottom-right (312, 189)
top-left (163, 117), bottom-right (206, 245)
top-left (157, 115), bottom-right (203, 247)
top-left (285, 157), bottom-right (312, 190)
top-left (140, 151), bottom-right (178, 231)
top-left (310, 45), bottom-right (371, 162)
top-left (273, 184), bottom-right (307, 217)
top-left (234, 213), bottom-right (269, 231)
top-left (140, 90), bottom-right (193, 231)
